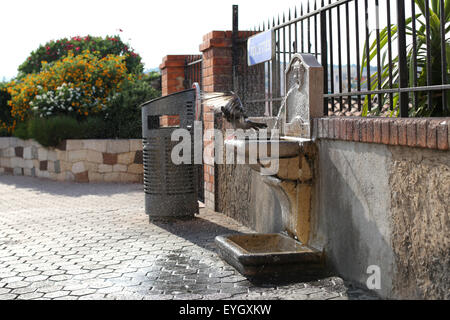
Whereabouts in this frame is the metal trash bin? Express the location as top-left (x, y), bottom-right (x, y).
top-left (141, 89), bottom-right (199, 221)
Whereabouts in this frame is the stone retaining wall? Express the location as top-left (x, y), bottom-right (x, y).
top-left (0, 137), bottom-right (143, 183)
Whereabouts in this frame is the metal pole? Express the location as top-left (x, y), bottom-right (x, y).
top-left (232, 5), bottom-right (239, 91)
top-left (440, 0), bottom-right (448, 114)
top-left (396, 0), bottom-right (409, 117)
top-left (320, 0), bottom-right (328, 115)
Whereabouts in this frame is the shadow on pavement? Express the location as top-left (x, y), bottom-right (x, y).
top-left (0, 175), bottom-right (143, 197)
top-left (151, 215), bottom-right (242, 254)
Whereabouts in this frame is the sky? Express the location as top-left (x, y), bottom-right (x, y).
top-left (0, 0), bottom-right (410, 81)
top-left (1, 0), bottom-right (412, 81)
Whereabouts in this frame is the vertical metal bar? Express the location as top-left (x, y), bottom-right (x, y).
top-left (440, 0), bottom-right (448, 113)
top-left (328, 0), bottom-right (335, 111)
top-left (288, 9), bottom-right (292, 61)
top-left (425, 0), bottom-right (432, 110)
top-left (321, 0), bottom-right (329, 115)
top-left (232, 5), bottom-right (239, 91)
top-left (294, 7), bottom-right (298, 52)
top-left (272, 18), bottom-right (277, 115)
top-left (184, 57), bottom-right (188, 89)
top-left (387, 0), bottom-right (394, 109)
top-left (337, 3), bottom-right (343, 110)
top-left (345, 1), bottom-right (352, 111)
top-left (375, 0), bottom-right (383, 112)
top-left (355, 0), bottom-right (362, 111)
top-left (307, 1), bottom-right (311, 53)
top-left (283, 13), bottom-right (287, 94)
top-left (411, 0), bottom-right (418, 109)
top-left (397, 0), bottom-right (409, 117)
top-left (364, 0), bottom-right (372, 111)
top-left (276, 16), bottom-right (281, 108)
top-left (301, 4), bottom-right (304, 52)
top-left (314, 0), bottom-right (318, 59)
top-left (268, 19), bottom-right (272, 116)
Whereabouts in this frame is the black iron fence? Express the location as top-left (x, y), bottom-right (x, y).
top-left (184, 55), bottom-right (203, 90)
top-left (232, 0), bottom-right (449, 118)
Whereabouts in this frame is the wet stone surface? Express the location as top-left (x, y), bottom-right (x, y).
top-left (0, 175), bottom-right (379, 300)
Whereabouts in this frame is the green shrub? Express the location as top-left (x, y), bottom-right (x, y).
top-left (27, 116), bottom-right (84, 147)
top-left (102, 77), bottom-right (160, 138)
top-left (79, 116), bottom-right (108, 139)
top-left (0, 85), bottom-right (12, 136)
top-left (7, 51), bottom-right (130, 131)
top-left (18, 35), bottom-right (143, 76)
top-left (12, 121), bottom-right (29, 140)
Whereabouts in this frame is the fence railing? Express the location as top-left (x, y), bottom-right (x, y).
top-left (184, 55), bottom-right (203, 90)
top-left (232, 0), bottom-right (449, 118)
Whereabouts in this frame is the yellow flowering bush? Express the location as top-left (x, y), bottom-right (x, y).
top-left (3, 50), bottom-right (131, 132)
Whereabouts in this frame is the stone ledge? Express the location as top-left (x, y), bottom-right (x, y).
top-left (313, 117), bottom-right (450, 151)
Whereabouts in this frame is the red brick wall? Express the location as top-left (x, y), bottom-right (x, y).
top-left (313, 117), bottom-right (449, 151)
top-left (199, 31), bottom-right (236, 210)
top-left (159, 55), bottom-right (188, 96)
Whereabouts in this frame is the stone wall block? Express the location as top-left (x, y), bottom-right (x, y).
top-left (13, 168), bottom-right (24, 176)
top-left (102, 153), bottom-right (118, 165)
top-left (38, 148), bottom-right (48, 161)
top-left (106, 140), bottom-right (130, 154)
top-left (128, 164), bottom-right (143, 174)
top-left (72, 162), bottom-right (85, 174)
top-left (113, 164), bottom-right (127, 172)
top-left (68, 150), bottom-right (87, 162)
top-left (130, 140), bottom-right (142, 152)
top-left (0, 138), bottom-right (10, 149)
top-left (24, 159), bottom-right (34, 169)
top-left (88, 172), bottom-right (104, 182)
top-left (86, 150), bottom-right (103, 163)
top-left (11, 157), bottom-right (25, 168)
top-left (104, 172), bottom-right (121, 182)
top-left (4, 147), bottom-right (15, 157)
top-left (23, 147), bottom-right (33, 160)
top-left (66, 140), bottom-right (84, 151)
top-left (74, 171), bottom-right (89, 183)
top-left (98, 164), bottom-right (113, 173)
top-left (47, 150), bottom-right (57, 162)
top-left (82, 140), bottom-right (107, 153)
top-left (117, 152), bottom-right (135, 165)
top-left (120, 173), bottom-right (141, 183)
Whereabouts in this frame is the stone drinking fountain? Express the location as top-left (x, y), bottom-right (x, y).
top-left (215, 53), bottom-right (325, 280)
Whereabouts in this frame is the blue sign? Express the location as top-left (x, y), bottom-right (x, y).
top-left (247, 30), bottom-right (274, 66)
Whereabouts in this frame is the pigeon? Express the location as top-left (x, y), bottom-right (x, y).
top-left (202, 91), bottom-right (267, 131)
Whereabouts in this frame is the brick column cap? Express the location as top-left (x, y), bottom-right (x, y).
top-left (159, 55), bottom-right (191, 70)
top-left (199, 30), bottom-right (258, 52)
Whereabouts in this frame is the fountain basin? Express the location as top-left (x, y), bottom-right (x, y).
top-left (215, 233), bottom-right (324, 279)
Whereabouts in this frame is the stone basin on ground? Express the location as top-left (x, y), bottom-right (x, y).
top-left (215, 233), bottom-right (325, 280)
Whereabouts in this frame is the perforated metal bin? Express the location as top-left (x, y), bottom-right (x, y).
top-left (141, 89), bottom-right (199, 221)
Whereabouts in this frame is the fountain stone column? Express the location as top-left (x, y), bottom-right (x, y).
top-left (265, 53), bottom-right (324, 244)
top-left (283, 53), bottom-right (324, 139)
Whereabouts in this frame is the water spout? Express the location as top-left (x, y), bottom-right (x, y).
top-left (270, 83), bottom-right (299, 140)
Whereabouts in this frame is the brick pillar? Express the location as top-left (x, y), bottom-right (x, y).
top-left (199, 31), bottom-right (233, 210)
top-left (159, 55), bottom-right (189, 96)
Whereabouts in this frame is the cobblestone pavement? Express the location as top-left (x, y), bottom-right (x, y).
top-left (0, 175), bottom-right (378, 300)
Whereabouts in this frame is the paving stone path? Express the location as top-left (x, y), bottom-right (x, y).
top-left (0, 175), bottom-right (378, 300)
